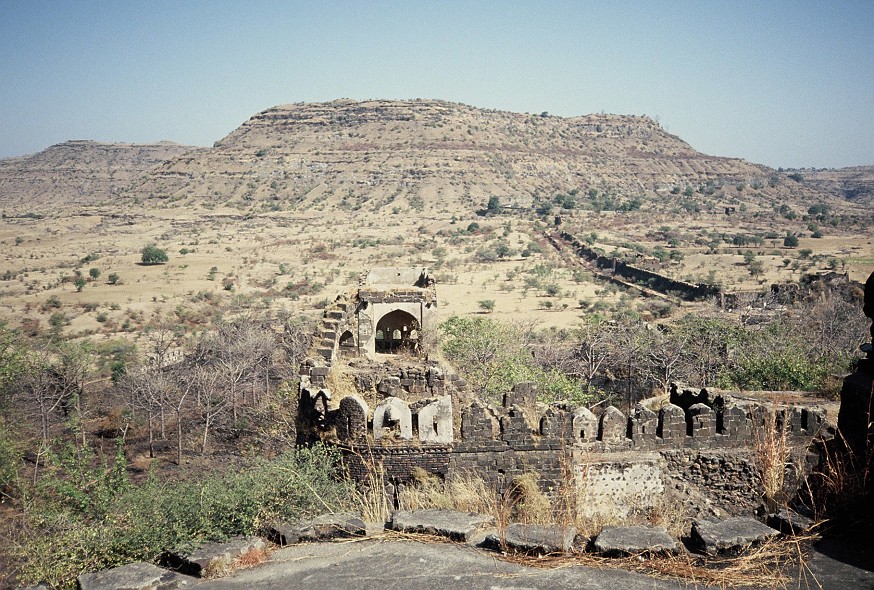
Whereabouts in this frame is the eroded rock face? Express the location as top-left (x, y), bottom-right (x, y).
top-left (0, 140), bottom-right (195, 207)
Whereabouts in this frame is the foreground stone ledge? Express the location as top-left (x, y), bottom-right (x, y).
top-left (691, 517), bottom-right (780, 555)
top-left (166, 535), bottom-right (265, 577)
top-left (594, 525), bottom-right (679, 556)
top-left (389, 508), bottom-right (494, 541)
top-left (486, 523), bottom-right (577, 555)
top-left (77, 561), bottom-right (191, 590)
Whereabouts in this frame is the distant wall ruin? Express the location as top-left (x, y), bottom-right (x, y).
top-left (554, 230), bottom-right (721, 301)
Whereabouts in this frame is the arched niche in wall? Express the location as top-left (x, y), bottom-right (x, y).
top-left (375, 309), bottom-right (419, 353)
top-left (338, 330), bottom-right (356, 357)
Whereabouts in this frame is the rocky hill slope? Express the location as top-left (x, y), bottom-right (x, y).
top-left (129, 99), bottom-right (835, 214)
top-left (792, 165), bottom-right (874, 205)
top-left (0, 140), bottom-right (196, 208)
top-left (1, 100), bottom-right (866, 215)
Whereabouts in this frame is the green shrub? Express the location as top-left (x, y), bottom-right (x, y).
top-left (141, 245), bottom-right (168, 265)
top-left (12, 444), bottom-right (351, 589)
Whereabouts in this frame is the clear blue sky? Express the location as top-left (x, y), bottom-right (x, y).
top-left (1, 1), bottom-right (872, 168)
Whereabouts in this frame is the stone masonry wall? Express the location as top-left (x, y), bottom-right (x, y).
top-left (556, 230), bottom-right (721, 301)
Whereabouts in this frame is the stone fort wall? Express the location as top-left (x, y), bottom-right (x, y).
top-left (299, 362), bottom-right (826, 516)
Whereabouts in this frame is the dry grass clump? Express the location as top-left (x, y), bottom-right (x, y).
top-left (202, 547), bottom-right (271, 579)
top-left (503, 532), bottom-right (815, 589)
top-left (326, 363), bottom-right (358, 400)
top-left (353, 458), bottom-right (392, 523)
top-left (753, 406), bottom-right (793, 506)
top-left (398, 467), bottom-right (495, 516)
top-left (507, 473), bottom-right (553, 524)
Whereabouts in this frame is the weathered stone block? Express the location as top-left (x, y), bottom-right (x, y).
top-left (767, 508), bottom-right (814, 535)
top-left (599, 406), bottom-right (627, 443)
top-left (503, 381), bottom-right (536, 409)
top-left (297, 513), bottom-right (367, 541)
top-left (691, 517), bottom-right (780, 555)
top-left (657, 404), bottom-right (686, 443)
top-left (417, 395), bottom-right (453, 444)
top-left (335, 395), bottom-right (369, 442)
top-left (594, 525), bottom-right (679, 556)
top-left (168, 536), bottom-right (265, 578)
top-left (501, 405), bottom-right (533, 445)
top-left (486, 523), bottom-right (576, 555)
top-left (573, 407), bottom-right (598, 443)
top-left (78, 562), bottom-right (190, 590)
top-left (720, 405), bottom-right (749, 440)
top-left (540, 406), bottom-right (572, 440)
top-left (629, 405), bottom-right (658, 446)
top-left (373, 397), bottom-right (412, 440)
top-left (461, 400), bottom-right (499, 441)
top-left (389, 509), bottom-right (493, 541)
top-left (264, 522), bottom-right (300, 546)
top-left (688, 403), bottom-right (714, 439)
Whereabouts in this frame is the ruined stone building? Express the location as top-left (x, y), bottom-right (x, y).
top-left (297, 268), bottom-right (836, 521)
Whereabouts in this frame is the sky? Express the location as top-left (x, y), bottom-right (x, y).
top-left (1, 1), bottom-right (872, 169)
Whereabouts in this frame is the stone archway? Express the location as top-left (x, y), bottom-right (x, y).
top-left (338, 330), bottom-right (356, 357)
top-left (375, 310), bottom-right (419, 353)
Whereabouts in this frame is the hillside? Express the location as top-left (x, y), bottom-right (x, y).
top-left (0, 140), bottom-right (196, 208)
top-left (130, 98), bottom-right (830, 214)
top-left (0, 99), bottom-right (871, 341)
top-left (792, 165), bottom-right (874, 205)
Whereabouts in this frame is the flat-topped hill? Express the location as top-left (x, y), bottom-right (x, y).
top-left (0, 140), bottom-right (196, 208)
top-left (131, 98), bottom-right (826, 213)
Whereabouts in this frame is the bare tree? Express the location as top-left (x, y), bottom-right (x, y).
top-left (569, 318), bottom-right (620, 394)
top-left (120, 366), bottom-right (170, 458)
top-left (192, 364), bottom-right (228, 454)
top-left (194, 318), bottom-right (277, 422)
top-left (166, 367), bottom-right (191, 464)
top-left (19, 346), bottom-right (65, 444)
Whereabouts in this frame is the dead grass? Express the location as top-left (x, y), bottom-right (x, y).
top-left (351, 454), bottom-right (393, 523)
top-left (500, 532), bottom-right (818, 589)
top-left (507, 473), bottom-right (553, 524)
top-left (753, 406), bottom-right (793, 506)
top-left (398, 467), bottom-right (497, 516)
top-left (203, 547), bottom-right (272, 579)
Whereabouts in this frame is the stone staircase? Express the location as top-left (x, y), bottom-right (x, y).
top-left (307, 294), bottom-right (351, 366)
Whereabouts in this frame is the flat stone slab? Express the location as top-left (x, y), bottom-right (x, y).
top-left (767, 508), bottom-right (814, 535)
top-left (691, 517), bottom-right (780, 555)
top-left (78, 562), bottom-right (191, 590)
top-left (594, 525), bottom-right (680, 556)
top-left (486, 523), bottom-right (577, 555)
top-left (389, 509), bottom-right (494, 542)
top-left (297, 512), bottom-right (366, 541)
top-left (166, 536), bottom-right (265, 577)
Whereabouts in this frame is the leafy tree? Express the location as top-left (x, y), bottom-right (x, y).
top-left (141, 245), bottom-right (168, 265)
top-left (486, 196), bottom-right (501, 213)
top-left (74, 277), bottom-right (86, 292)
top-left (88, 268), bottom-right (100, 280)
top-left (107, 273), bottom-right (120, 285)
top-left (783, 233), bottom-right (799, 248)
top-left (440, 316), bottom-right (583, 404)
